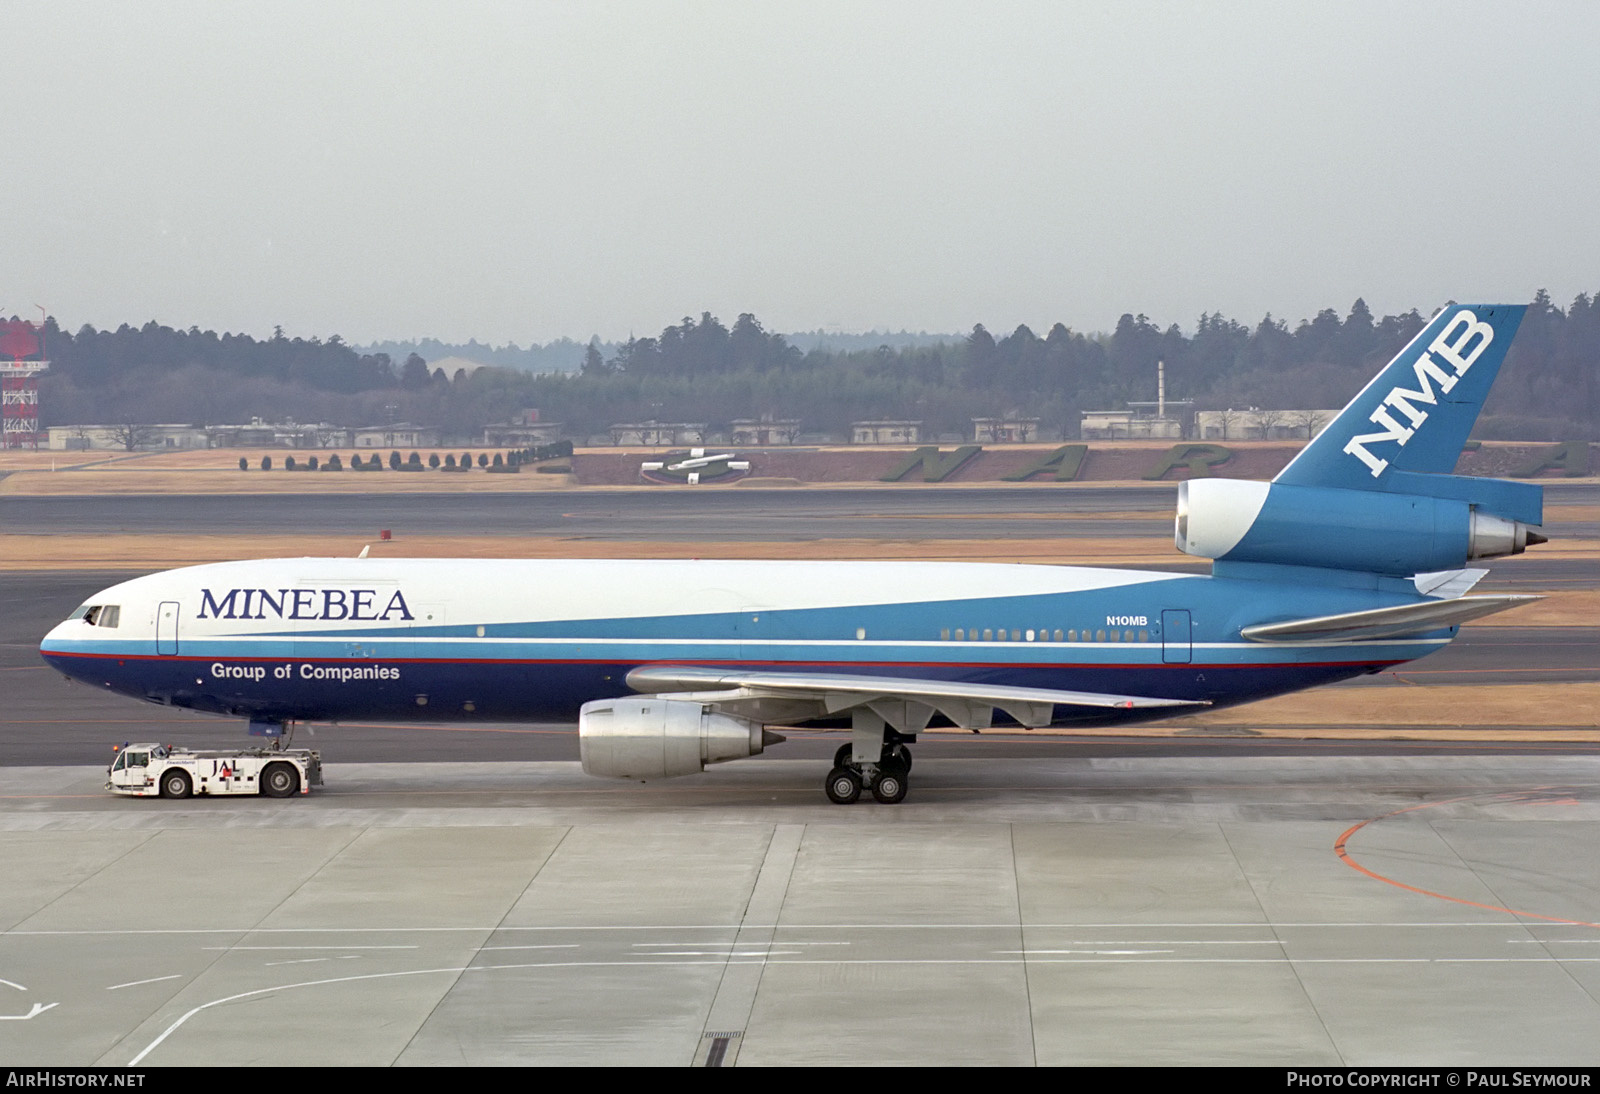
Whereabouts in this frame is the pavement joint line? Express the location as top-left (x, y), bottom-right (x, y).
top-left (695, 822), bottom-right (804, 1066)
top-left (10, 921), bottom-right (1596, 934)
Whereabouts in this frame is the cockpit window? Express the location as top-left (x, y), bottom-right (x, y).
top-left (80, 605), bottom-right (120, 627)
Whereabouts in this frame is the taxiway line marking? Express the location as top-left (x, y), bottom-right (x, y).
top-left (107, 975), bottom-right (182, 991)
top-left (202, 945), bottom-right (420, 950)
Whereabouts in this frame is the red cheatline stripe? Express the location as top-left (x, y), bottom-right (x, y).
top-left (38, 650), bottom-right (1405, 671)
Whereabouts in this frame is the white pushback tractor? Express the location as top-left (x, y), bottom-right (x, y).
top-left (107, 743), bottom-right (322, 799)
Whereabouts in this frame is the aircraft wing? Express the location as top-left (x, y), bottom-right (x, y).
top-left (625, 665), bottom-right (1206, 731)
top-left (1240, 594), bottom-right (1539, 644)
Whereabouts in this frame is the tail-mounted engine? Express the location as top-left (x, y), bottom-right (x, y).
top-left (1175, 477), bottom-right (1545, 576)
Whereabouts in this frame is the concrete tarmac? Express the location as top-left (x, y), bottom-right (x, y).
top-left (2, 754), bottom-right (1599, 1066)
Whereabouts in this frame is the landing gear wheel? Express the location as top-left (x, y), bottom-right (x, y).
top-left (871, 766), bottom-right (909, 805)
top-left (261, 762), bottom-right (299, 798)
top-left (834, 742), bottom-right (913, 771)
top-left (159, 770), bottom-right (191, 800)
top-left (824, 766), bottom-right (862, 805)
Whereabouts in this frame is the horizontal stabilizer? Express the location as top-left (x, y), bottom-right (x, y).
top-left (1241, 595), bottom-right (1538, 643)
top-left (1413, 568), bottom-right (1490, 598)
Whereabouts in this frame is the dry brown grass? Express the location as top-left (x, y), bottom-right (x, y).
top-left (0, 447), bottom-right (586, 493)
top-left (14, 448), bottom-right (508, 470)
top-left (0, 468), bottom-right (577, 494)
top-left (0, 452), bottom-right (122, 471)
top-left (1152, 682), bottom-right (1600, 736)
top-left (0, 533), bottom-right (1192, 568)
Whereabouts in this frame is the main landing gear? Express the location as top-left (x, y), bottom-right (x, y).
top-left (824, 721), bottom-right (915, 805)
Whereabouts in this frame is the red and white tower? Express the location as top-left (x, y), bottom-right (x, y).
top-left (0, 318), bottom-right (48, 449)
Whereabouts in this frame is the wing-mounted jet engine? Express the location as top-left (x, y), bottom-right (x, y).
top-left (578, 696), bottom-right (785, 780)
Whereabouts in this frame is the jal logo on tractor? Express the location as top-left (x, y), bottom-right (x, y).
top-left (1343, 310), bottom-right (1494, 477)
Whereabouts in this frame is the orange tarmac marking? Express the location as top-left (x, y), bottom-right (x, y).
top-left (1334, 790), bottom-right (1600, 929)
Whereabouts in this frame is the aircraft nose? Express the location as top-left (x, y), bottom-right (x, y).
top-left (39, 618), bottom-right (81, 667)
top-left (39, 621), bottom-right (67, 660)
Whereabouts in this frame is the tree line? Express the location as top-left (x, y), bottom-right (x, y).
top-left (24, 292), bottom-right (1599, 440)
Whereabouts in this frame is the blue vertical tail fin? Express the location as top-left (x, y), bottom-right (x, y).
top-left (1273, 303), bottom-right (1526, 491)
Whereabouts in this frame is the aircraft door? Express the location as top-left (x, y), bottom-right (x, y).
top-left (156, 601), bottom-right (180, 655)
top-left (1161, 609), bottom-right (1191, 664)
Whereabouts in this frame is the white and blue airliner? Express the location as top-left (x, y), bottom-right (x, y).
top-left (40, 304), bottom-right (1546, 804)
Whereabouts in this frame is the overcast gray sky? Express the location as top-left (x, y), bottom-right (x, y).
top-left (3, 1), bottom-right (1596, 344)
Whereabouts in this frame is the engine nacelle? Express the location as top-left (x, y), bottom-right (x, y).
top-left (579, 696), bottom-right (777, 779)
top-left (1175, 479), bottom-right (1543, 576)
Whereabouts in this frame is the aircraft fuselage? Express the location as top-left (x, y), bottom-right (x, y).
top-left (39, 556), bottom-right (1441, 728)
